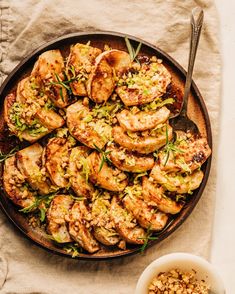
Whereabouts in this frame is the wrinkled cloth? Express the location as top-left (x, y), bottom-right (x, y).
top-left (0, 0), bottom-right (220, 293)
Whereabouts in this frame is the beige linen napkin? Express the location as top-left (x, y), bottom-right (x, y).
top-left (0, 0), bottom-right (220, 293)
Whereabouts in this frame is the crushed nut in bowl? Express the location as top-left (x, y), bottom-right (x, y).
top-left (148, 268), bottom-right (210, 294)
top-left (135, 253), bottom-right (225, 294)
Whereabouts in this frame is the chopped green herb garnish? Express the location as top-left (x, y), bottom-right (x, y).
top-left (39, 207), bottom-right (46, 222)
top-left (141, 97), bottom-right (175, 111)
top-left (63, 243), bottom-right (81, 258)
top-left (79, 157), bottom-right (90, 183)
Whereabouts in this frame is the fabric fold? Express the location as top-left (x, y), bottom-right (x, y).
top-left (0, 255), bottom-right (8, 290)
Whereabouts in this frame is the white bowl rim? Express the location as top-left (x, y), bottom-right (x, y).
top-left (135, 252), bottom-right (225, 294)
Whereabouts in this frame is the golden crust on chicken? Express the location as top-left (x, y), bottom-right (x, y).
top-left (157, 131), bottom-right (212, 173)
top-left (142, 177), bottom-right (183, 214)
top-left (3, 155), bottom-right (36, 208)
top-left (107, 144), bottom-right (154, 172)
top-left (110, 196), bottom-right (146, 245)
top-left (116, 61), bottom-right (171, 106)
top-left (112, 124), bottom-right (173, 154)
top-left (66, 101), bottom-right (109, 149)
top-left (91, 197), bottom-right (120, 246)
top-left (4, 88), bottom-right (64, 143)
top-left (32, 50), bottom-right (69, 108)
top-left (68, 146), bottom-right (95, 198)
top-left (4, 93), bottom-right (51, 142)
top-left (68, 201), bottom-right (100, 253)
top-left (117, 106), bottom-right (170, 132)
top-left (66, 43), bottom-right (102, 96)
top-left (44, 137), bottom-right (71, 188)
top-left (150, 164), bottom-right (204, 194)
top-left (47, 195), bottom-right (74, 243)
top-left (87, 50), bottom-right (130, 103)
top-left (16, 143), bottom-right (56, 195)
top-left (87, 151), bottom-right (128, 192)
top-left (123, 195), bottom-right (168, 231)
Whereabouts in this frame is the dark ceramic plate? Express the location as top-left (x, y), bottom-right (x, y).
top-left (0, 31), bottom-right (212, 260)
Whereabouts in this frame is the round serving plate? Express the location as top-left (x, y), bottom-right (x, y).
top-left (0, 31), bottom-right (212, 260)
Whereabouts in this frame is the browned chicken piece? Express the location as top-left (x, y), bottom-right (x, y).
top-left (16, 76), bottom-right (40, 104)
top-left (66, 43), bottom-right (102, 96)
top-left (150, 164), bottom-right (204, 194)
top-left (116, 61), bottom-right (171, 106)
top-left (16, 76), bottom-right (65, 129)
top-left (103, 50), bottom-right (131, 74)
top-left (66, 101), bottom-right (108, 149)
top-left (44, 137), bottom-right (71, 188)
top-left (32, 50), bottom-right (64, 80)
top-left (123, 195), bottom-right (168, 231)
top-left (4, 89), bottom-right (64, 143)
top-left (107, 144), bottom-right (154, 172)
top-left (112, 124), bottom-right (173, 154)
top-left (87, 151), bottom-right (128, 192)
top-left (68, 201), bottom-right (100, 253)
top-left (91, 197), bottom-right (120, 246)
top-left (3, 155), bottom-right (36, 208)
top-left (117, 106), bottom-right (170, 132)
top-left (16, 143), bottom-right (56, 195)
top-left (47, 195), bottom-right (74, 243)
top-left (31, 50), bottom-right (69, 108)
top-left (35, 108), bottom-right (65, 130)
top-left (4, 93), bottom-right (52, 142)
top-left (87, 50), bottom-right (131, 103)
top-left (68, 146), bottom-right (95, 198)
top-left (142, 177), bottom-right (183, 214)
top-left (157, 131), bottom-right (212, 173)
top-left (110, 196), bottom-right (146, 245)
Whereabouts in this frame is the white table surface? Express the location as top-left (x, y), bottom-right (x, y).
top-left (211, 1), bottom-right (235, 293)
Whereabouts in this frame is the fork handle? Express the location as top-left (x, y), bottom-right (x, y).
top-left (181, 7), bottom-right (204, 116)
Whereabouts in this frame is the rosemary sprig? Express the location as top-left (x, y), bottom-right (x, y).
top-left (19, 193), bottom-right (56, 222)
top-left (163, 125), bottom-right (184, 166)
top-left (125, 37), bottom-right (142, 62)
top-left (0, 146), bottom-right (19, 163)
top-left (139, 219), bottom-right (175, 253)
top-left (93, 144), bottom-right (112, 172)
top-left (139, 226), bottom-right (158, 253)
top-left (48, 67), bottom-right (81, 101)
top-left (50, 73), bottom-right (71, 90)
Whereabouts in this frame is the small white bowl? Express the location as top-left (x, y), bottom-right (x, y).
top-left (135, 253), bottom-right (225, 294)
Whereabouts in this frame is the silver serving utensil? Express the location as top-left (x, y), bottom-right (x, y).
top-left (170, 7), bottom-right (204, 134)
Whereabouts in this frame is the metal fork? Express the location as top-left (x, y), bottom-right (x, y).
top-left (170, 7), bottom-right (204, 134)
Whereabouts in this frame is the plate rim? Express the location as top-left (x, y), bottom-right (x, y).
top-left (0, 30), bottom-right (212, 260)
